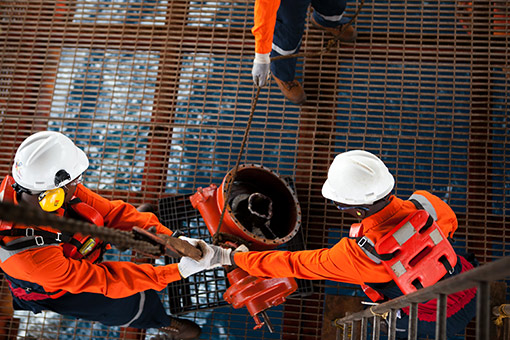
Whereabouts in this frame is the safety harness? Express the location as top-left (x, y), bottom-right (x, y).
top-left (0, 202), bottom-right (107, 262)
top-left (353, 195), bottom-right (457, 301)
top-left (0, 175), bottom-right (108, 301)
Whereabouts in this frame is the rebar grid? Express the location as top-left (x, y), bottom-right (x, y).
top-left (0, 0), bottom-right (509, 339)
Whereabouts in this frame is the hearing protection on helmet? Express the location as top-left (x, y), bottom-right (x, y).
top-left (37, 174), bottom-right (82, 212)
top-left (38, 187), bottom-right (66, 212)
top-left (12, 173), bottom-right (83, 212)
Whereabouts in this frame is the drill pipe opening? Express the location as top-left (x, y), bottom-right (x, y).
top-left (220, 164), bottom-right (301, 249)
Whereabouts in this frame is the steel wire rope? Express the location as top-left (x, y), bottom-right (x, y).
top-left (212, 1), bottom-right (364, 245)
top-left (212, 86), bottom-right (262, 245)
top-left (0, 201), bottom-right (161, 255)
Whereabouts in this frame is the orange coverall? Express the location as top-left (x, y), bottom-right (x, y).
top-left (234, 191), bottom-right (477, 337)
top-left (233, 191), bottom-right (458, 284)
top-left (252, 0), bottom-right (281, 55)
top-left (0, 176), bottom-right (184, 328)
top-left (0, 182), bottom-right (181, 299)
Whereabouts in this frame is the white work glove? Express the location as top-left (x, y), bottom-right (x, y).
top-left (234, 244), bottom-right (249, 253)
top-left (177, 235), bottom-right (200, 246)
top-left (252, 52), bottom-right (271, 87)
top-left (178, 241), bottom-right (232, 278)
top-left (229, 244), bottom-right (249, 266)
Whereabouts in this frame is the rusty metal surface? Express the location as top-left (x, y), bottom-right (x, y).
top-left (132, 227), bottom-right (203, 260)
top-left (0, 0), bottom-right (509, 339)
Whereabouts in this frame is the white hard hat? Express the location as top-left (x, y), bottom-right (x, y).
top-left (12, 131), bottom-right (89, 192)
top-left (322, 150), bottom-right (394, 205)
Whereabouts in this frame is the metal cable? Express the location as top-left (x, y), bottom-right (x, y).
top-left (0, 201), bottom-right (161, 255)
top-left (211, 2), bottom-right (364, 245)
top-left (212, 86), bottom-right (261, 245)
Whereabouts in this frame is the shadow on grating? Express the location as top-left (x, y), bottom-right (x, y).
top-left (158, 178), bottom-right (314, 316)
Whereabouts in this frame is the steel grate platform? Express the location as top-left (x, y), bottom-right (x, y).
top-left (0, 0), bottom-right (509, 339)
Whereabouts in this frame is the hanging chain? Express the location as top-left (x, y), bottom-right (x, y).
top-left (212, 86), bottom-right (261, 245)
top-left (0, 201), bottom-right (161, 255)
top-left (212, 1), bottom-right (364, 245)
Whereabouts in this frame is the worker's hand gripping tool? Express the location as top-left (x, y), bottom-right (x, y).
top-left (132, 227), bottom-right (202, 261)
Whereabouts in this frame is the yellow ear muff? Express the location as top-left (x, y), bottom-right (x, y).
top-left (38, 187), bottom-right (65, 212)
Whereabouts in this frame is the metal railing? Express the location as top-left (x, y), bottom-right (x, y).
top-left (333, 256), bottom-right (510, 340)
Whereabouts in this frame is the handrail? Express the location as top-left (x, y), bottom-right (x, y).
top-left (333, 256), bottom-right (510, 339)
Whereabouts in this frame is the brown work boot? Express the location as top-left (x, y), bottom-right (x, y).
top-left (310, 14), bottom-right (357, 42)
top-left (159, 317), bottom-right (201, 340)
top-left (272, 74), bottom-right (307, 105)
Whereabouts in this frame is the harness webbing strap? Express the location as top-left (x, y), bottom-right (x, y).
top-left (409, 198), bottom-right (425, 211)
top-left (357, 198), bottom-right (432, 262)
top-left (0, 237), bottom-right (59, 251)
top-left (0, 227), bottom-right (72, 251)
top-left (0, 228), bottom-right (71, 242)
top-left (356, 236), bottom-right (394, 262)
top-left (408, 194), bottom-right (438, 220)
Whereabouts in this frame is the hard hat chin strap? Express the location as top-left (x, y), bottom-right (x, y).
top-left (354, 207), bottom-right (369, 219)
top-left (361, 196), bottom-right (392, 219)
top-left (11, 182), bottom-right (35, 195)
top-left (337, 195), bottom-right (392, 220)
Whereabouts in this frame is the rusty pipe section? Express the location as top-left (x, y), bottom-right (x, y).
top-left (189, 164), bottom-right (301, 331)
top-left (190, 164), bottom-right (302, 250)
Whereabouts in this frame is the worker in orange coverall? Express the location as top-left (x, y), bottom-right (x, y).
top-left (251, 0), bottom-right (357, 104)
top-left (0, 131), bottom-right (202, 340)
top-left (182, 150), bottom-right (478, 339)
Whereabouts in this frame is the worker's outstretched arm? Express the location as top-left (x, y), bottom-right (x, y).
top-left (232, 238), bottom-right (392, 284)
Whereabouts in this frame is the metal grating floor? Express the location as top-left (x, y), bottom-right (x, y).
top-left (0, 0), bottom-right (509, 339)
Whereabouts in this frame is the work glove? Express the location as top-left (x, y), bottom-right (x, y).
top-left (178, 241), bottom-right (232, 278)
top-left (252, 52), bottom-right (271, 87)
top-left (177, 235), bottom-right (200, 246)
top-left (229, 244), bottom-right (249, 266)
